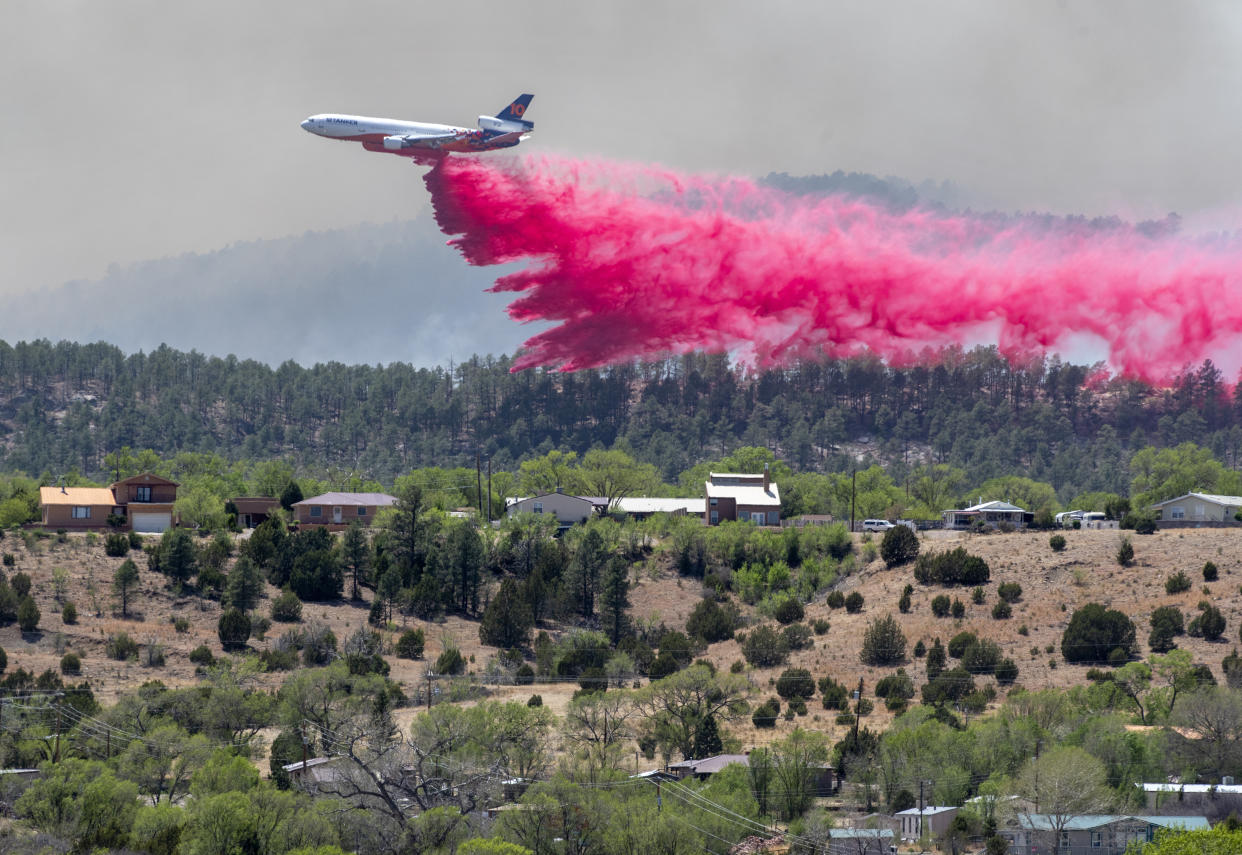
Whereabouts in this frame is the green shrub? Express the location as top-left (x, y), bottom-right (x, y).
top-left (1166, 572), bottom-right (1192, 594)
top-left (826, 590), bottom-right (845, 609)
top-left (931, 594), bottom-right (951, 617)
top-left (812, 618), bottom-right (830, 635)
top-left (0, 554), bottom-right (12, 567)
top-left (217, 609), bottom-right (252, 651)
top-left (773, 596), bottom-right (805, 625)
top-left (10, 573), bottom-right (31, 599)
top-left (874, 669), bottom-right (915, 700)
top-left (527, 695), bottom-right (542, 707)
top-left (951, 599), bottom-right (965, 619)
top-left (819, 676), bottom-right (849, 709)
top-left (971, 586), bottom-right (985, 604)
top-left (61, 601), bottom-right (77, 624)
top-left (752, 697), bottom-right (780, 728)
top-left (775, 667), bottom-right (815, 699)
top-left (844, 592), bottom-right (864, 613)
top-left (59, 653), bottom-right (81, 675)
top-left (741, 624), bottom-right (790, 668)
top-left (435, 645), bottom-right (465, 675)
top-left (1049, 534), bottom-right (1066, 552)
top-left (992, 600), bottom-right (1012, 620)
top-left (1204, 561), bottom-right (1219, 582)
top-left (860, 614), bottom-right (906, 666)
top-left (188, 645), bottom-right (215, 666)
top-left (783, 623), bottom-right (814, 651)
top-left (270, 591), bottom-right (303, 622)
top-left (1061, 603), bottom-right (1137, 665)
top-left (880, 525), bottom-right (919, 567)
top-left (104, 533), bottom-right (129, 557)
top-left (912, 639), bottom-right (926, 658)
top-left (396, 628), bottom-right (426, 659)
top-left (948, 631), bottom-right (978, 659)
top-left (172, 617), bottom-right (190, 633)
top-left (997, 582), bottom-right (1022, 603)
top-left (1149, 605), bottom-right (1184, 653)
top-left (17, 596), bottom-right (39, 632)
top-left (914, 547), bottom-right (991, 587)
top-left (107, 632), bottom-right (139, 660)
top-left (128, 530), bottom-right (143, 549)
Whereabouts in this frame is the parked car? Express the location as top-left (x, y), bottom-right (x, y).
top-left (863, 519), bottom-right (895, 532)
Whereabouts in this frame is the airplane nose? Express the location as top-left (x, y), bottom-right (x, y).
top-left (300, 118), bottom-right (313, 132)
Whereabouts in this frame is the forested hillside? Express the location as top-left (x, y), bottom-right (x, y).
top-left (2, 339), bottom-right (1240, 497)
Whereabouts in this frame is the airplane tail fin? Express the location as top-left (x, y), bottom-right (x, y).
top-left (495, 94), bottom-right (534, 129)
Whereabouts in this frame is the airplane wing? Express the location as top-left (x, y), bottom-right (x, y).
top-left (395, 132), bottom-right (460, 143)
top-left (484, 131), bottom-right (525, 145)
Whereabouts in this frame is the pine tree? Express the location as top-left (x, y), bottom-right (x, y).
top-left (567, 528), bottom-right (607, 619)
top-left (224, 555), bottom-right (264, 612)
top-left (342, 521), bottom-right (370, 600)
top-left (445, 522), bottom-right (484, 615)
top-left (691, 714), bottom-right (724, 760)
top-left (926, 637), bottom-right (947, 681)
top-left (113, 558), bottom-right (140, 618)
top-left (478, 578), bottom-right (534, 649)
top-left (598, 557), bottom-right (630, 645)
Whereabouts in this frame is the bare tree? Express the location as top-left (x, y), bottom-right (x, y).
top-left (1011, 746), bottom-right (1114, 854)
top-left (1172, 686), bottom-right (1242, 780)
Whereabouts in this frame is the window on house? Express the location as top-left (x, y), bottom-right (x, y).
top-left (709, 498), bottom-right (718, 506)
top-left (1091, 831), bottom-right (1102, 848)
top-left (710, 510), bottom-right (719, 524)
top-left (310, 506), bottom-right (322, 518)
top-left (71, 506), bottom-right (90, 519)
top-left (1060, 831), bottom-right (1071, 851)
top-left (1170, 507), bottom-right (1185, 519)
top-left (357, 506), bottom-right (366, 516)
top-left (135, 486), bottom-right (152, 502)
top-left (533, 502), bottom-right (543, 514)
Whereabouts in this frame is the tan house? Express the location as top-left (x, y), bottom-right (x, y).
top-left (705, 471), bottom-right (781, 526)
top-left (942, 500), bottom-right (1030, 530)
top-left (293, 492), bottom-right (396, 528)
top-left (39, 486), bottom-right (121, 530)
top-left (897, 806), bottom-right (959, 841)
top-left (506, 491), bottom-right (597, 528)
top-left (39, 472), bottom-right (179, 533)
top-left (1149, 493), bottom-right (1242, 523)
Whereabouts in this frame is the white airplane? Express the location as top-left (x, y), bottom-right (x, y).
top-left (300, 94), bottom-right (534, 163)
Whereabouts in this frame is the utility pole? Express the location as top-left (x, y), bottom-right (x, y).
top-left (850, 469), bottom-right (857, 533)
top-left (426, 669), bottom-right (434, 710)
top-left (301, 722), bottom-right (309, 773)
top-left (487, 458), bottom-right (492, 521)
top-left (53, 693), bottom-right (63, 764)
top-left (476, 453), bottom-right (483, 516)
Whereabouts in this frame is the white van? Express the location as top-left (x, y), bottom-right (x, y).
top-left (863, 519), bottom-right (895, 532)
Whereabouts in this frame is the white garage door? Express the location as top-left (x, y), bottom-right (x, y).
top-left (131, 512), bottom-right (172, 533)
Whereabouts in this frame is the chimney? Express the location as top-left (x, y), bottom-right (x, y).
top-left (763, 464), bottom-right (770, 492)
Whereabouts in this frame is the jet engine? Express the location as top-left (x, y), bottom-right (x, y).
top-left (383, 135), bottom-right (411, 150)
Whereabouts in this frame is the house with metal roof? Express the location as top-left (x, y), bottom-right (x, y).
top-left (1000, 814), bottom-right (1209, 855)
top-left (896, 806), bottom-right (959, 840)
top-left (1148, 492), bottom-right (1242, 523)
top-left (705, 470), bottom-right (781, 526)
top-left (505, 491), bottom-right (597, 528)
top-left (826, 828), bottom-right (894, 855)
top-left (941, 500), bottom-right (1031, 530)
top-left (293, 492), bottom-right (396, 528)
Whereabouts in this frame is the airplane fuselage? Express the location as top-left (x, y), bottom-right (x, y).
top-left (301, 115), bottom-right (514, 154)
top-left (301, 95), bottom-right (534, 160)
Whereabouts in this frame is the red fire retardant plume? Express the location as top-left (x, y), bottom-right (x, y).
top-left (424, 154), bottom-right (1242, 381)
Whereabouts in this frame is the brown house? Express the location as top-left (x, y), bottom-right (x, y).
top-left (293, 492), bottom-right (396, 528)
top-left (39, 487), bottom-right (121, 530)
top-left (39, 472), bottom-right (179, 533)
top-left (111, 473), bottom-right (179, 533)
top-left (230, 497), bottom-right (281, 529)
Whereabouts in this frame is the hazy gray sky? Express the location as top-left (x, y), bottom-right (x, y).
top-left (5, 1), bottom-right (1242, 299)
